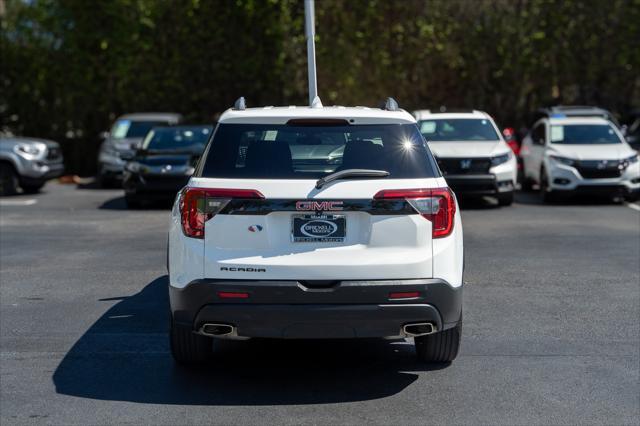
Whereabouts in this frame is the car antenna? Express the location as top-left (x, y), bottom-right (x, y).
top-left (305, 0), bottom-right (322, 108)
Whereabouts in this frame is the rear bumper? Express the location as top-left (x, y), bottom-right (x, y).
top-left (170, 278), bottom-right (462, 339)
top-left (445, 174), bottom-right (513, 195)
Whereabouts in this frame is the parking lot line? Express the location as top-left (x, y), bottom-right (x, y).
top-left (625, 202), bottom-right (640, 212)
top-left (0, 199), bottom-right (37, 207)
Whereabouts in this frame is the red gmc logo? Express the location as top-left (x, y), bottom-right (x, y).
top-left (295, 201), bottom-right (344, 211)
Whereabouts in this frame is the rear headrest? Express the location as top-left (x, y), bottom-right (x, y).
top-left (340, 139), bottom-right (384, 170)
top-left (244, 141), bottom-right (292, 176)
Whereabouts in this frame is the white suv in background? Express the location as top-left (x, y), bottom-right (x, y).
top-left (413, 110), bottom-right (517, 206)
top-left (521, 114), bottom-right (640, 202)
top-left (168, 98), bottom-right (464, 365)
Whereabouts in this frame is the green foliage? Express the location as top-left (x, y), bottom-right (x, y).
top-left (1, 0), bottom-right (639, 174)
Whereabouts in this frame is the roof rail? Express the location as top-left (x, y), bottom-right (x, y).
top-left (381, 97), bottom-right (399, 111)
top-left (233, 97), bottom-right (246, 111)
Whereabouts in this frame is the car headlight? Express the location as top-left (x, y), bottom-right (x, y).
top-left (491, 152), bottom-right (511, 166)
top-left (125, 162), bottom-right (141, 173)
top-left (549, 155), bottom-right (576, 167)
top-left (625, 153), bottom-right (638, 164)
top-left (14, 142), bottom-right (46, 159)
top-left (100, 142), bottom-right (117, 156)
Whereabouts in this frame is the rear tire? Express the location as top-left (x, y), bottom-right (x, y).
top-left (21, 182), bottom-right (44, 194)
top-left (540, 169), bottom-right (556, 203)
top-left (625, 192), bottom-right (639, 203)
top-left (97, 167), bottom-right (118, 188)
top-left (415, 320), bottom-right (461, 363)
top-left (497, 191), bottom-right (514, 206)
top-left (0, 163), bottom-right (19, 196)
top-left (520, 175), bottom-right (534, 191)
top-left (170, 319), bottom-right (213, 365)
top-left (125, 194), bottom-right (142, 209)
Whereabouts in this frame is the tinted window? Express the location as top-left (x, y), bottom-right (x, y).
top-left (550, 124), bottom-right (621, 145)
top-left (199, 123), bottom-right (438, 179)
top-left (532, 124), bottom-right (545, 145)
top-left (418, 119), bottom-right (499, 141)
top-left (111, 120), bottom-right (171, 139)
top-left (142, 126), bottom-right (212, 150)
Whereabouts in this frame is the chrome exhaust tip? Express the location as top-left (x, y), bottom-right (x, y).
top-left (403, 322), bottom-right (437, 337)
top-left (199, 323), bottom-right (235, 337)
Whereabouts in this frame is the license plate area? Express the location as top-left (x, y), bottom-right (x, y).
top-left (292, 214), bottom-right (346, 243)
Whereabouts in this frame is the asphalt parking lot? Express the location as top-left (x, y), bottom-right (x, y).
top-left (0, 183), bottom-right (638, 425)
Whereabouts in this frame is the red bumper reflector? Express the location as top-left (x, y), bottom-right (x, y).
top-left (218, 291), bottom-right (249, 299)
top-left (389, 291), bottom-right (420, 299)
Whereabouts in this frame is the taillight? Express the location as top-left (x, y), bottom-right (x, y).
top-left (373, 187), bottom-right (456, 238)
top-left (179, 188), bottom-right (264, 239)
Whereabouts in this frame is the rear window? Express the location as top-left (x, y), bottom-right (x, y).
top-left (198, 123), bottom-right (438, 179)
top-left (418, 119), bottom-right (499, 141)
top-left (111, 120), bottom-right (171, 139)
top-left (550, 124), bottom-right (622, 145)
top-left (142, 126), bottom-right (212, 150)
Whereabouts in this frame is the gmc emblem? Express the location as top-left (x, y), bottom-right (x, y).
top-left (295, 201), bottom-right (344, 211)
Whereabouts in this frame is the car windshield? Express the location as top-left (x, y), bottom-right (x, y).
top-left (142, 126), bottom-right (213, 150)
top-left (418, 119), bottom-right (499, 141)
top-left (111, 120), bottom-right (171, 139)
top-left (550, 124), bottom-right (622, 145)
top-left (199, 123), bottom-right (438, 179)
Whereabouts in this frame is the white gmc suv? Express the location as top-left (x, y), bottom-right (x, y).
top-left (521, 114), bottom-right (640, 202)
top-left (167, 98), bottom-right (464, 365)
top-left (414, 110), bottom-right (517, 206)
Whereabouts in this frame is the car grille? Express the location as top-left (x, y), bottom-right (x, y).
top-left (437, 158), bottom-right (491, 175)
top-left (575, 160), bottom-right (623, 179)
top-left (46, 146), bottom-right (62, 160)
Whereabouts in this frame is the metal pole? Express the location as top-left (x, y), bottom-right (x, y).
top-left (304, 0), bottom-right (318, 106)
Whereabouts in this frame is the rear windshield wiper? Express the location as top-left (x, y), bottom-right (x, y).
top-left (315, 169), bottom-right (390, 189)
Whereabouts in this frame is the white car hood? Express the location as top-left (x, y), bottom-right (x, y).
top-left (548, 143), bottom-right (635, 161)
top-left (427, 141), bottom-right (508, 158)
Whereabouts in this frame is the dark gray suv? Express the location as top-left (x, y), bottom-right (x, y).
top-left (97, 113), bottom-right (182, 186)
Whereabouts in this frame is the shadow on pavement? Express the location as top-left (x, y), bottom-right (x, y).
top-left (98, 196), bottom-right (128, 210)
top-left (456, 195), bottom-right (500, 210)
top-left (515, 190), bottom-right (626, 206)
top-left (53, 276), bottom-right (443, 405)
top-left (98, 196), bottom-right (173, 210)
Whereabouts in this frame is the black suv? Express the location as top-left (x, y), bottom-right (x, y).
top-left (122, 125), bottom-right (213, 207)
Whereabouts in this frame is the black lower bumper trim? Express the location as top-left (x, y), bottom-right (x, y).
top-left (170, 278), bottom-right (462, 338)
top-left (445, 174), bottom-right (499, 195)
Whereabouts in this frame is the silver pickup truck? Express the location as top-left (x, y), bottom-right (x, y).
top-left (0, 136), bottom-right (64, 195)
